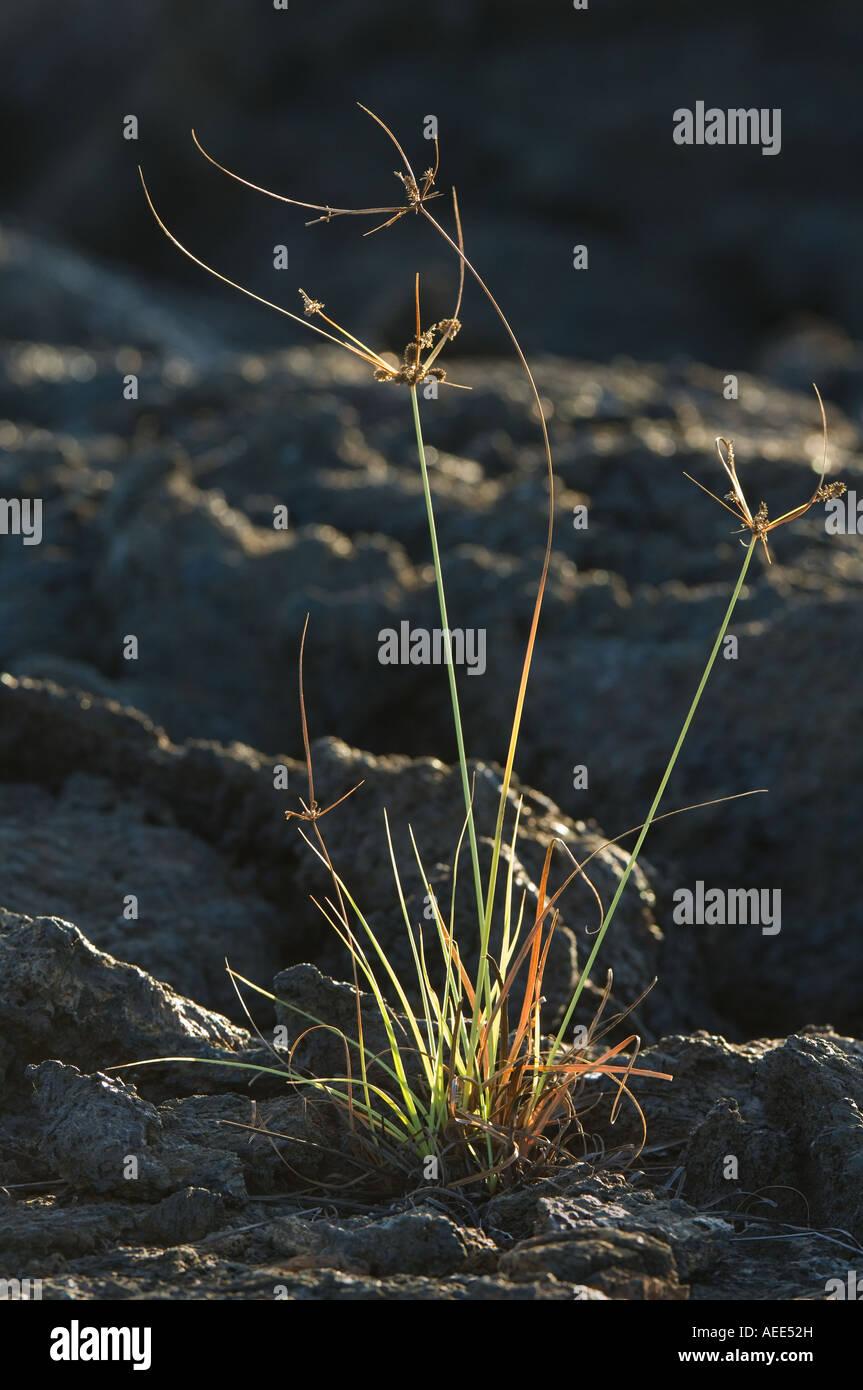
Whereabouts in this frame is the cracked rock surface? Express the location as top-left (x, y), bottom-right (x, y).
top-left (1, 239), bottom-right (862, 1299)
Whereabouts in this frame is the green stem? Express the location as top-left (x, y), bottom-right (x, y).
top-left (549, 536), bottom-right (757, 1061)
top-left (409, 386), bottom-right (485, 933)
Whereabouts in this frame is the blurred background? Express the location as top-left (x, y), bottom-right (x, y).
top-left (2, 0), bottom-right (863, 386)
top-left (0, 0), bottom-right (861, 1042)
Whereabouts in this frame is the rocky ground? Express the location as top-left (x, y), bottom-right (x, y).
top-left (1, 229), bottom-right (862, 1299)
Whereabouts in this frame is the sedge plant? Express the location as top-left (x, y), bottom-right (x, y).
top-left (126, 110), bottom-right (844, 1191)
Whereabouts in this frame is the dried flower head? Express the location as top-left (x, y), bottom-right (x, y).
top-left (372, 286), bottom-right (463, 387)
top-left (684, 386), bottom-right (846, 563)
top-left (137, 171), bottom-right (467, 390)
top-left (298, 289), bottom-right (325, 317)
top-left (191, 106), bottom-right (443, 236)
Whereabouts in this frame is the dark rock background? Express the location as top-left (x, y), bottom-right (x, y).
top-left (1, 1), bottom-right (862, 1301)
top-left (2, 0), bottom-right (863, 385)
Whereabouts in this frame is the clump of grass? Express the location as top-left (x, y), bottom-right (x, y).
top-left (126, 110), bottom-right (843, 1193)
